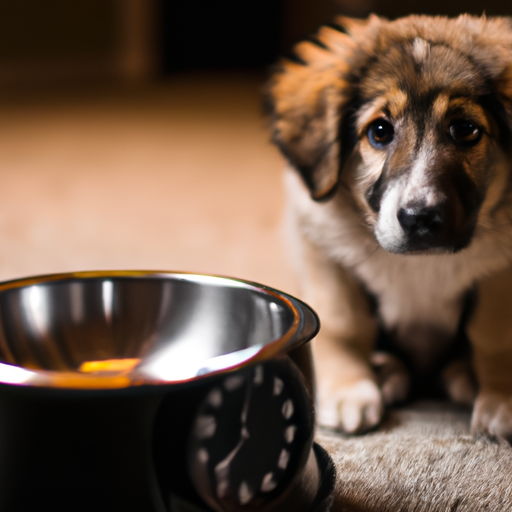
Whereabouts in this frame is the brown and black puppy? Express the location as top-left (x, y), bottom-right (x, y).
top-left (267, 14), bottom-right (512, 438)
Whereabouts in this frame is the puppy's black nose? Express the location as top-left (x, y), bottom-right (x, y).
top-left (397, 204), bottom-right (445, 236)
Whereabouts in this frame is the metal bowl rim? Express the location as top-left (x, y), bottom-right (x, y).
top-left (0, 270), bottom-right (319, 390)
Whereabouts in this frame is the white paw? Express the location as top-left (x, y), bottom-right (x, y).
top-left (471, 391), bottom-right (512, 441)
top-left (317, 379), bottom-right (383, 434)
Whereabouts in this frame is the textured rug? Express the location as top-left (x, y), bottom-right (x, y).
top-left (317, 401), bottom-right (512, 512)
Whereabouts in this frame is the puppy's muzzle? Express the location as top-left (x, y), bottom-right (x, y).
top-left (395, 195), bottom-right (474, 253)
top-left (397, 202), bottom-right (446, 245)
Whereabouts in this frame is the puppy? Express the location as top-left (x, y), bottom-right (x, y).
top-left (267, 14), bottom-right (512, 439)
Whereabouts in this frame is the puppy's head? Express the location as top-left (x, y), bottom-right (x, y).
top-left (267, 15), bottom-right (512, 254)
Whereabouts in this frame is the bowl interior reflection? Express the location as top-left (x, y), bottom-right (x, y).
top-left (0, 274), bottom-right (297, 384)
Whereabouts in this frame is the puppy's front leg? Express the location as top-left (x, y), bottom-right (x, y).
top-left (468, 266), bottom-right (512, 440)
top-left (294, 233), bottom-right (382, 433)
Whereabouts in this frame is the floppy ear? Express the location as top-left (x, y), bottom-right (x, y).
top-left (267, 16), bottom-right (379, 201)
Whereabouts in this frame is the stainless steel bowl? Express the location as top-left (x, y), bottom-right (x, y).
top-left (0, 271), bottom-right (323, 512)
top-left (0, 271), bottom-right (318, 389)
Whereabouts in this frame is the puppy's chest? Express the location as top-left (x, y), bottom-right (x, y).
top-left (352, 253), bottom-right (468, 335)
top-left (354, 256), bottom-right (471, 376)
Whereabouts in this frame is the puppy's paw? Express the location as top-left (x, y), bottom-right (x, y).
top-left (471, 391), bottom-right (512, 441)
top-left (442, 359), bottom-right (477, 407)
top-left (317, 379), bottom-right (383, 434)
top-left (371, 352), bottom-right (410, 406)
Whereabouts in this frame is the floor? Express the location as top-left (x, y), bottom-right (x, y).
top-left (0, 72), bottom-right (298, 296)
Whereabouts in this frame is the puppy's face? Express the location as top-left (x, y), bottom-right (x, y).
top-left (353, 38), bottom-right (506, 254)
top-left (268, 15), bottom-right (512, 255)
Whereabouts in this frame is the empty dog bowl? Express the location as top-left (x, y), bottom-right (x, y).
top-left (0, 271), bottom-right (328, 512)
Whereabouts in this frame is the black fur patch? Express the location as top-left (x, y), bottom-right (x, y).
top-left (323, 22), bottom-right (348, 34)
top-left (304, 37), bottom-right (329, 51)
top-left (479, 93), bottom-right (512, 151)
top-left (365, 163), bottom-right (389, 213)
top-left (283, 51), bottom-right (307, 66)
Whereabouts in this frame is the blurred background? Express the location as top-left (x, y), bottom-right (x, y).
top-left (1, 0), bottom-right (511, 294)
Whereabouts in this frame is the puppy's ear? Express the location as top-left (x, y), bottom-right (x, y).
top-left (266, 16), bottom-right (378, 201)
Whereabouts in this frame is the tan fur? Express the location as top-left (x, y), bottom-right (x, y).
top-left (268, 14), bottom-right (512, 438)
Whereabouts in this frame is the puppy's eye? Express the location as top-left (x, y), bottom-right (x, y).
top-left (449, 120), bottom-right (482, 145)
top-left (368, 119), bottom-right (394, 148)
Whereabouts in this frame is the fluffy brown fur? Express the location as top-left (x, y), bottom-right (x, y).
top-left (267, 15), bottom-right (512, 439)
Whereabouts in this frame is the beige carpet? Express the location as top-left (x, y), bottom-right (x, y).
top-left (0, 72), bottom-right (297, 295)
